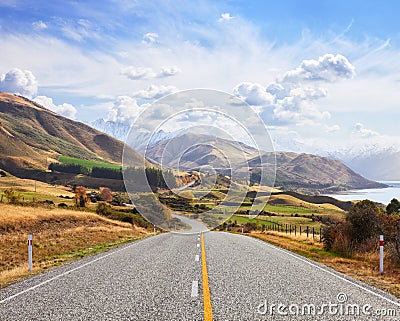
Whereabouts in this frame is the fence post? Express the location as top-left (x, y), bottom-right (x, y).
top-left (312, 227), bottom-right (315, 239)
top-left (307, 226), bottom-right (309, 238)
top-left (380, 235), bottom-right (384, 274)
top-left (28, 234), bottom-right (32, 272)
top-left (300, 226), bottom-right (302, 235)
top-left (295, 225), bottom-right (297, 236)
top-left (320, 228), bottom-right (322, 242)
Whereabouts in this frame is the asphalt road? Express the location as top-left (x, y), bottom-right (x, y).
top-left (1, 220), bottom-right (400, 320)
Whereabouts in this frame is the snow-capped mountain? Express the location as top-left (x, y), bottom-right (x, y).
top-left (90, 119), bottom-right (182, 151)
top-left (326, 145), bottom-right (400, 181)
top-left (91, 119), bottom-right (131, 143)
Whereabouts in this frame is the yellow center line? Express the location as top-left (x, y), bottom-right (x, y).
top-left (201, 232), bottom-right (213, 321)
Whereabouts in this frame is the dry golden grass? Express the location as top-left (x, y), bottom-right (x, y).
top-left (0, 175), bottom-right (74, 197)
top-left (251, 231), bottom-right (400, 297)
top-left (268, 194), bottom-right (344, 212)
top-left (0, 203), bottom-right (148, 288)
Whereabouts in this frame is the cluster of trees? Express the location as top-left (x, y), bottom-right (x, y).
top-left (48, 163), bottom-right (89, 175)
top-left (124, 167), bottom-right (176, 190)
top-left (49, 163), bottom-right (176, 190)
top-left (322, 199), bottom-right (400, 263)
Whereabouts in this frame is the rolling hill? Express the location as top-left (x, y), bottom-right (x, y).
top-left (0, 93), bottom-right (144, 175)
top-left (144, 133), bottom-right (385, 192)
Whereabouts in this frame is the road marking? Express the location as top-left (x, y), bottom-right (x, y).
top-left (191, 280), bottom-right (199, 297)
top-left (247, 234), bottom-right (400, 308)
top-left (197, 243), bottom-right (200, 248)
top-left (195, 254), bottom-right (199, 262)
top-left (201, 232), bottom-right (213, 321)
top-left (0, 236), bottom-right (153, 304)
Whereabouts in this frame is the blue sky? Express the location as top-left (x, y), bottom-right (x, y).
top-left (0, 0), bottom-right (399, 155)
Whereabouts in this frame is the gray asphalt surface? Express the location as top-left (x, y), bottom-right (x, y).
top-left (172, 214), bottom-right (209, 234)
top-left (1, 229), bottom-right (400, 320)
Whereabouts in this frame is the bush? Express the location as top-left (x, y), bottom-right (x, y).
top-left (387, 198), bottom-right (400, 214)
top-left (346, 200), bottom-right (381, 244)
top-left (96, 202), bottom-right (112, 216)
top-left (3, 188), bottom-right (21, 204)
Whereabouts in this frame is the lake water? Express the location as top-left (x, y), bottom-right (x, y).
top-left (325, 182), bottom-right (400, 205)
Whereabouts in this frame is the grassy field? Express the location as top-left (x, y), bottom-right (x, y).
top-left (0, 203), bottom-right (149, 288)
top-left (0, 175), bottom-right (76, 205)
top-left (227, 214), bottom-right (323, 231)
top-left (59, 156), bottom-right (122, 170)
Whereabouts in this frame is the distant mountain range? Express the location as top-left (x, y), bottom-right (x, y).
top-left (92, 119), bottom-right (399, 181)
top-left (0, 93), bottom-right (144, 175)
top-left (142, 132), bottom-right (385, 192)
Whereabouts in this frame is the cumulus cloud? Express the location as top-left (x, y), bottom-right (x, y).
top-left (353, 123), bottom-right (379, 138)
top-left (233, 82), bottom-right (274, 106)
top-left (142, 32), bottom-right (159, 44)
top-left (325, 124), bottom-right (341, 133)
top-left (233, 53), bottom-right (354, 125)
top-left (282, 54), bottom-right (355, 83)
top-left (120, 66), bottom-right (155, 80)
top-left (0, 68), bottom-right (38, 98)
top-left (218, 13), bottom-right (233, 22)
top-left (158, 66), bottom-right (181, 77)
top-left (32, 20), bottom-right (47, 30)
top-left (132, 84), bottom-right (178, 100)
top-left (33, 95), bottom-right (77, 119)
top-left (121, 65), bottom-right (180, 80)
top-left (106, 96), bottom-right (141, 124)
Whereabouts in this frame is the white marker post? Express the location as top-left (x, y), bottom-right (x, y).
top-left (241, 224), bottom-right (244, 234)
top-left (380, 235), bottom-right (384, 274)
top-left (28, 234), bottom-right (33, 272)
top-left (153, 225), bottom-right (156, 235)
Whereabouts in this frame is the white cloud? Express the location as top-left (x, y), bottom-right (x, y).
top-left (142, 32), bottom-right (158, 44)
top-left (324, 124), bottom-right (341, 133)
top-left (0, 68), bottom-right (38, 98)
top-left (233, 82), bottom-right (274, 106)
top-left (32, 20), bottom-right (47, 30)
top-left (106, 96), bottom-right (141, 124)
top-left (132, 84), bottom-right (178, 100)
top-left (352, 122), bottom-right (379, 138)
top-left (218, 13), bottom-right (233, 22)
top-left (121, 65), bottom-right (180, 80)
top-left (33, 95), bottom-right (77, 119)
top-left (282, 54), bottom-right (355, 83)
top-left (61, 19), bottom-right (99, 42)
top-left (120, 66), bottom-right (155, 80)
top-left (233, 54), bottom-right (354, 125)
top-left (158, 65), bottom-right (181, 77)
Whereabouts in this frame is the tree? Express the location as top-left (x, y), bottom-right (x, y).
top-left (74, 186), bottom-right (89, 207)
top-left (386, 198), bottom-right (400, 214)
top-left (346, 200), bottom-right (380, 244)
top-left (99, 187), bottom-right (113, 202)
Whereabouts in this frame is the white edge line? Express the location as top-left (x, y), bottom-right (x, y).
top-left (0, 236), bottom-right (153, 304)
top-left (244, 234), bottom-right (400, 308)
top-left (195, 254), bottom-right (199, 262)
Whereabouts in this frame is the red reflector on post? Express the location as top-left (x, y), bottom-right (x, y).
top-left (380, 240), bottom-right (384, 246)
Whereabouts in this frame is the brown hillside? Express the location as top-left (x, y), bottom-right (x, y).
top-left (0, 93), bottom-right (143, 173)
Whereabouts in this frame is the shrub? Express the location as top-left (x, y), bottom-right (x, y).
top-left (387, 198), bottom-right (400, 214)
top-left (346, 200), bottom-right (381, 244)
top-left (96, 202), bottom-right (112, 216)
top-left (3, 188), bottom-right (21, 204)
